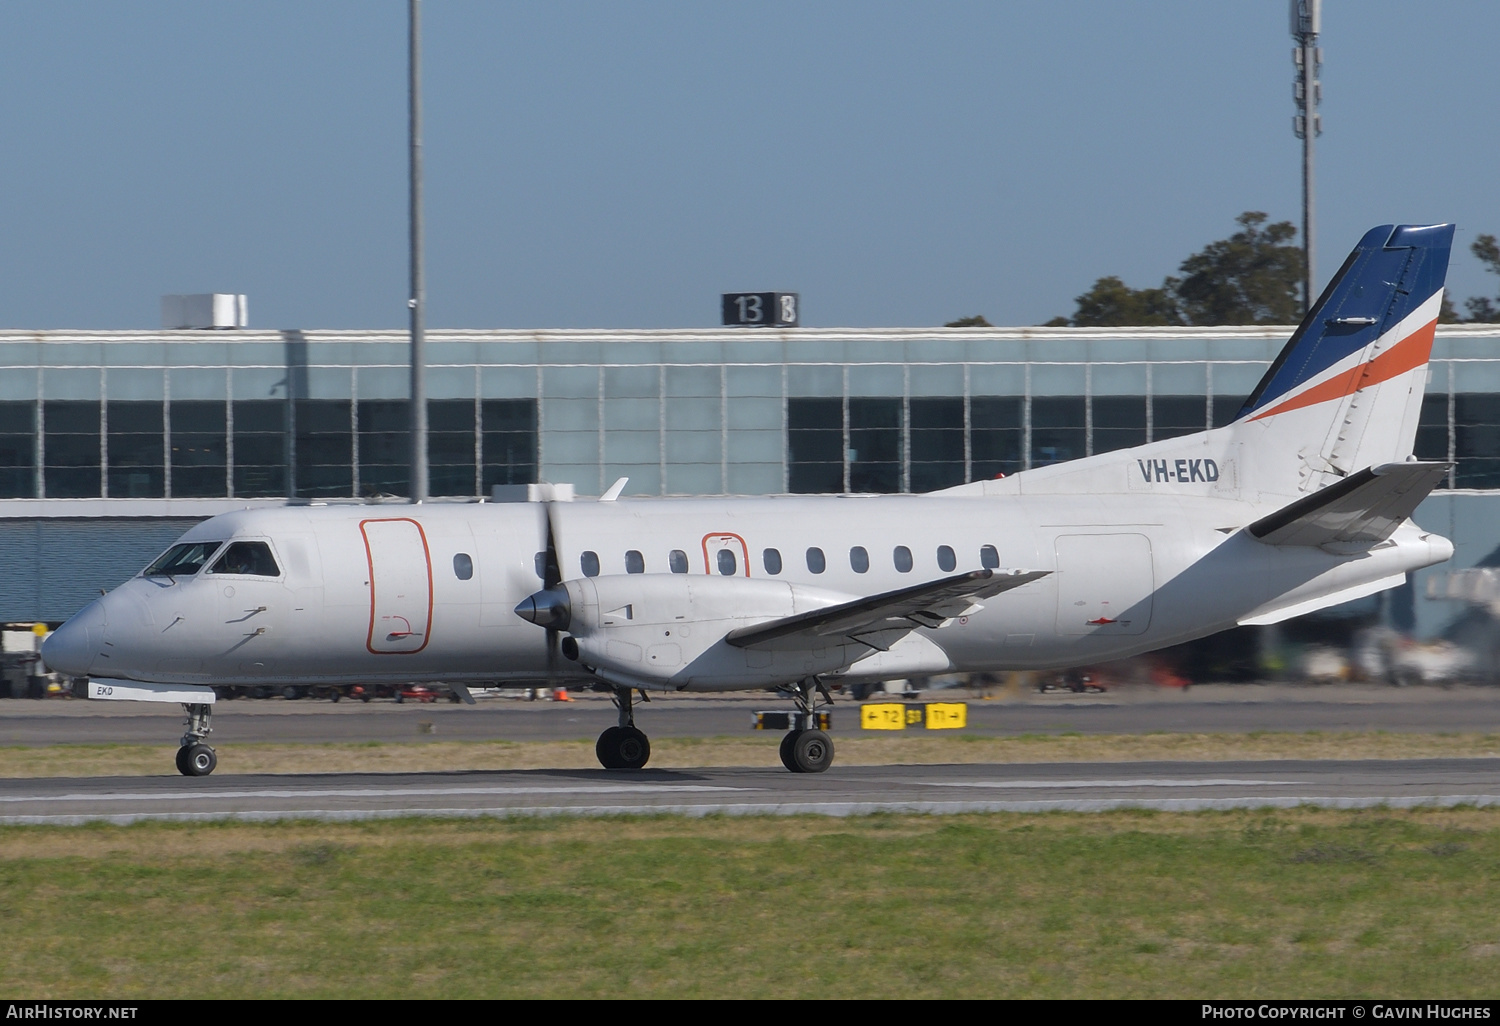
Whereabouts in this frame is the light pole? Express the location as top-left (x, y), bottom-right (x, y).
top-left (1291, 0), bottom-right (1321, 314)
top-left (408, 0), bottom-right (428, 503)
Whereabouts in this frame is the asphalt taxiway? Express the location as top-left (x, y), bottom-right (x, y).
top-left (2, 683), bottom-right (1499, 746)
top-left (3, 758), bottom-right (1499, 825)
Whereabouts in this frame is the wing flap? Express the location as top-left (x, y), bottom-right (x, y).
top-left (725, 568), bottom-right (1049, 650)
top-left (1247, 461), bottom-right (1450, 548)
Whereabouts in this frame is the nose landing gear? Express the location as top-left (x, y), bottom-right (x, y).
top-left (175, 702), bottom-right (217, 776)
top-left (596, 687), bottom-right (651, 770)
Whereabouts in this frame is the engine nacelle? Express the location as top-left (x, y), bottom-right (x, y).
top-left (554, 574), bottom-right (857, 690)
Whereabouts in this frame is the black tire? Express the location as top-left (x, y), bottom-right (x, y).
top-left (179, 744), bottom-right (216, 777)
top-left (595, 726), bottom-right (624, 769)
top-left (791, 730), bottom-right (834, 773)
top-left (328, 689), bottom-right (341, 703)
top-left (615, 726), bottom-right (650, 770)
top-left (596, 725), bottom-right (650, 770)
top-left (779, 730), bottom-right (803, 772)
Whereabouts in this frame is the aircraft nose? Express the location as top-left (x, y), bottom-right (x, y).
top-left (41, 599), bottom-right (106, 677)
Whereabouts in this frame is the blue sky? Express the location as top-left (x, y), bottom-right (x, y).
top-left (1, 1), bottom-right (1496, 330)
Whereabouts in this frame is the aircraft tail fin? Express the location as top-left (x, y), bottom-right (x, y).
top-left (1246, 460), bottom-right (1450, 548)
top-left (933, 224), bottom-right (1454, 505)
top-left (1230, 223), bottom-right (1453, 496)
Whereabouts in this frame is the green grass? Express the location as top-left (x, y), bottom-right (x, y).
top-left (3, 808), bottom-right (1500, 997)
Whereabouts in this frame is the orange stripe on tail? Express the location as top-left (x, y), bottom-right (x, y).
top-left (1249, 319), bottom-right (1437, 422)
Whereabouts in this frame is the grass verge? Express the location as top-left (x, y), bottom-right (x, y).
top-left (2, 808), bottom-right (1498, 997)
top-left (1, 730), bottom-right (1498, 777)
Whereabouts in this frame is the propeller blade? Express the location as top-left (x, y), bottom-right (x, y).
top-left (541, 500), bottom-right (563, 674)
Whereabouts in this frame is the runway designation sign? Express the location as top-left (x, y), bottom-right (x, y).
top-left (860, 702), bottom-right (967, 730)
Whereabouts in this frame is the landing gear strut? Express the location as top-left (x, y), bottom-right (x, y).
top-left (596, 687), bottom-right (651, 770)
top-left (779, 677), bottom-right (835, 773)
top-left (175, 702), bottom-right (217, 776)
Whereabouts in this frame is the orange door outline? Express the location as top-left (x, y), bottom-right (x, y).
top-left (360, 517), bottom-right (434, 655)
top-left (701, 532), bottom-right (750, 577)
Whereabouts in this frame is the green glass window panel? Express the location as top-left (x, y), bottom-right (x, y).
top-left (1154, 396), bottom-right (1206, 440)
top-left (1093, 396), bottom-right (1146, 454)
top-left (44, 401), bottom-right (101, 498)
top-left (1414, 394), bottom-right (1449, 467)
top-left (1031, 396), bottom-right (1084, 467)
top-left (295, 399), bottom-right (352, 498)
top-left (787, 397), bottom-right (842, 488)
top-left (0, 401), bottom-right (35, 497)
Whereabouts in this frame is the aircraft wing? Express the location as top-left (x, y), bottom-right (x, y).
top-left (1247, 461), bottom-right (1451, 548)
top-left (724, 568), bottom-right (1049, 651)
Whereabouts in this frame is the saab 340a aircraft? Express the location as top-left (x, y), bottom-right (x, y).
top-left (43, 224), bottom-right (1457, 777)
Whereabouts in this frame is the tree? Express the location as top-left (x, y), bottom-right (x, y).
top-left (1174, 212), bottom-right (1305, 325)
top-left (944, 315), bottom-right (993, 327)
top-left (1064, 276), bottom-right (1182, 327)
top-left (1465, 234), bottom-right (1500, 323)
top-left (1043, 212), bottom-right (1305, 327)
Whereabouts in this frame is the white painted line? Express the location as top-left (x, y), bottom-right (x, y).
top-left (0, 784), bottom-right (755, 804)
top-left (920, 778), bottom-right (1301, 789)
top-left (4, 794), bottom-right (1500, 826)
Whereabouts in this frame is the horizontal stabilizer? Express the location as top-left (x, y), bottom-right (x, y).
top-left (725, 568), bottom-right (1049, 650)
top-left (1247, 462), bottom-right (1450, 548)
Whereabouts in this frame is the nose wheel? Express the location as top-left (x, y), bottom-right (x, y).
top-left (175, 743), bottom-right (217, 776)
top-left (174, 702), bottom-right (217, 776)
top-left (596, 687), bottom-right (651, 769)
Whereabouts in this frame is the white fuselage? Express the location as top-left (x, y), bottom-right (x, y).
top-left (46, 491), bottom-right (1452, 692)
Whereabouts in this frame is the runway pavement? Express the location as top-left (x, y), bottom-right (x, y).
top-left (3, 758), bottom-right (1498, 824)
top-left (2, 683), bottom-right (1498, 746)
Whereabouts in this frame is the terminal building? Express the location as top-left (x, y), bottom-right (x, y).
top-left (2, 323), bottom-right (1499, 642)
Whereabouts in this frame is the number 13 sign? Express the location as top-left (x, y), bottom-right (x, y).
top-left (722, 292), bottom-right (799, 327)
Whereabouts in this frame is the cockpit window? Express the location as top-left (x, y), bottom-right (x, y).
top-left (208, 541), bottom-right (281, 577)
top-left (143, 542), bottom-right (225, 577)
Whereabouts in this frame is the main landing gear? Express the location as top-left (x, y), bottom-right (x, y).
top-left (596, 686), bottom-right (651, 770)
top-left (778, 677), bottom-right (835, 774)
top-left (174, 702), bottom-right (217, 776)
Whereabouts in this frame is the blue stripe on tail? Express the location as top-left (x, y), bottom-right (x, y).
top-left (1235, 223), bottom-right (1454, 421)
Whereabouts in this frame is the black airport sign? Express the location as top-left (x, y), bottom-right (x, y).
top-left (722, 292), bottom-right (799, 327)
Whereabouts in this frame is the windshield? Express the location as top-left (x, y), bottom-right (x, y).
top-left (208, 541), bottom-right (281, 577)
top-left (142, 541), bottom-right (225, 578)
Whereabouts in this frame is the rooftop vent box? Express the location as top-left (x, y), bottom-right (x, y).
top-left (161, 294), bottom-right (247, 329)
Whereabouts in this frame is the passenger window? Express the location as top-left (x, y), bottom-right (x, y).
top-left (669, 549), bottom-right (688, 574)
top-left (534, 552), bottom-right (546, 579)
top-left (717, 549), bottom-right (737, 576)
top-left (937, 545), bottom-right (956, 572)
top-left (806, 547), bottom-right (826, 574)
top-left (980, 544), bottom-right (1000, 569)
top-left (581, 551), bottom-right (600, 577)
top-left (850, 546), bottom-right (869, 573)
top-left (893, 546), bottom-right (913, 573)
top-left (453, 553), bottom-right (474, 580)
top-left (209, 541), bottom-right (280, 577)
top-left (625, 550), bottom-right (645, 574)
top-left (763, 548), bottom-right (783, 575)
